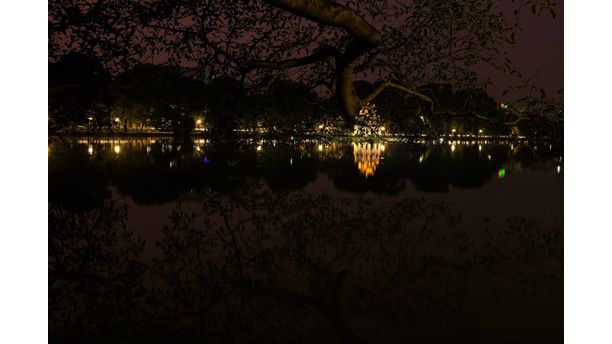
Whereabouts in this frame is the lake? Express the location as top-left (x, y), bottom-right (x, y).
top-left (48, 135), bottom-right (563, 343)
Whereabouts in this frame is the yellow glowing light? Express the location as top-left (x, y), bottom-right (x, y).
top-left (352, 142), bottom-right (382, 178)
top-left (380, 127), bottom-right (385, 131)
top-left (380, 144), bottom-right (385, 152)
top-left (318, 124), bottom-right (324, 129)
top-left (419, 155), bottom-right (424, 163)
top-left (196, 119), bottom-right (202, 125)
top-left (318, 144), bottom-right (323, 151)
top-left (114, 145), bottom-right (121, 154)
top-left (451, 144), bottom-right (456, 152)
top-left (114, 117), bottom-right (120, 123)
top-left (478, 145), bottom-right (482, 152)
top-left (451, 129), bottom-right (456, 133)
top-left (478, 129), bottom-right (483, 134)
top-left (256, 145), bottom-right (262, 152)
top-left (487, 154), bottom-right (492, 160)
top-left (88, 117), bottom-right (93, 121)
top-left (88, 145), bottom-right (93, 155)
top-left (196, 146), bottom-right (201, 152)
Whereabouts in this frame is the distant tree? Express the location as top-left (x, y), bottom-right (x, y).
top-left (113, 64), bottom-right (206, 134)
top-left (48, 53), bottom-right (112, 129)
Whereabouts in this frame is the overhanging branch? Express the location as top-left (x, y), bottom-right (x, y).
top-left (242, 47), bottom-right (339, 73)
top-left (262, 0), bottom-right (382, 46)
top-left (362, 80), bottom-right (433, 106)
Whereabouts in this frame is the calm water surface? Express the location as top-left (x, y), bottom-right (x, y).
top-left (49, 135), bottom-right (563, 232)
top-left (48, 136), bottom-right (563, 343)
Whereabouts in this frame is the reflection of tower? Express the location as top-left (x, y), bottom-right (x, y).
top-left (352, 142), bottom-right (385, 178)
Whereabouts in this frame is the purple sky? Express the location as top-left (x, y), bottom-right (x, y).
top-left (489, 1), bottom-right (563, 97)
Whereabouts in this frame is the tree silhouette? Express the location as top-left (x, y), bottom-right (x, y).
top-left (49, 0), bottom-right (558, 126)
top-left (49, 184), bottom-right (562, 343)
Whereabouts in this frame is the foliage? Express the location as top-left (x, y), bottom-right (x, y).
top-left (49, 0), bottom-right (560, 126)
top-left (48, 53), bottom-right (112, 129)
top-left (49, 184), bottom-right (563, 342)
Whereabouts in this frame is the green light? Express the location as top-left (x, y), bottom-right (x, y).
top-left (498, 167), bottom-right (506, 179)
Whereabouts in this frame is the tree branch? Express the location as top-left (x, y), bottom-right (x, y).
top-left (262, 0), bottom-right (382, 46)
top-left (242, 46), bottom-right (339, 73)
top-left (362, 80), bottom-right (433, 106)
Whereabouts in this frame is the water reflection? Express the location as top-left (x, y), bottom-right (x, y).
top-left (48, 136), bottom-right (563, 342)
top-left (49, 184), bottom-right (563, 343)
top-left (352, 142), bottom-right (384, 178)
top-left (48, 136), bottom-right (563, 209)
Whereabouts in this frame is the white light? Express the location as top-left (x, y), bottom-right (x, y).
top-left (478, 145), bottom-right (482, 152)
top-left (88, 145), bottom-right (93, 155)
top-left (114, 145), bottom-right (120, 154)
top-left (451, 144), bottom-right (456, 152)
top-left (487, 154), bottom-right (492, 160)
top-left (380, 144), bottom-right (385, 152)
top-left (557, 165), bottom-right (561, 173)
top-left (318, 144), bottom-right (323, 151)
top-left (115, 117), bottom-right (120, 123)
top-left (256, 145), bottom-right (262, 152)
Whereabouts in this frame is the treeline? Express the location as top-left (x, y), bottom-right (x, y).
top-left (48, 53), bottom-right (336, 135)
top-left (49, 53), bottom-right (561, 137)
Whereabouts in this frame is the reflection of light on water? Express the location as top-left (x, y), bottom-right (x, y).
top-left (88, 145), bottom-right (93, 155)
top-left (114, 145), bottom-right (121, 154)
top-left (488, 154), bottom-right (492, 161)
top-left (353, 142), bottom-right (384, 178)
top-left (478, 145), bottom-right (482, 152)
top-left (557, 165), bottom-right (561, 173)
top-left (451, 144), bottom-right (456, 153)
top-left (256, 145), bottom-right (262, 152)
top-left (419, 154), bottom-right (424, 163)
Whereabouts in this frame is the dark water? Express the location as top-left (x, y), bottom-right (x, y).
top-left (49, 136), bottom-right (563, 343)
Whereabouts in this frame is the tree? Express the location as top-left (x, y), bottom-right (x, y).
top-left (48, 53), bottom-right (112, 129)
top-left (49, 0), bottom-right (558, 127)
top-left (113, 64), bottom-right (206, 134)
